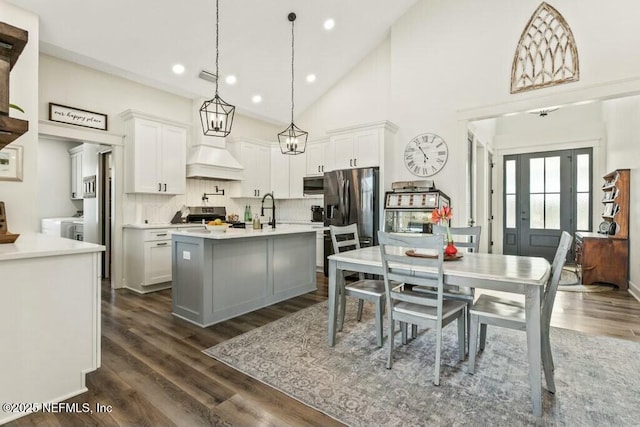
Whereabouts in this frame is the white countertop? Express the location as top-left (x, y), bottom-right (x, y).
top-left (172, 224), bottom-right (323, 240)
top-left (0, 233), bottom-right (105, 261)
top-left (123, 223), bottom-right (205, 230)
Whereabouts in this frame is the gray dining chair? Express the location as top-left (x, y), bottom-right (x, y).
top-left (330, 224), bottom-right (386, 347)
top-left (413, 225), bottom-right (481, 351)
top-left (378, 231), bottom-right (466, 386)
top-left (468, 231), bottom-right (573, 394)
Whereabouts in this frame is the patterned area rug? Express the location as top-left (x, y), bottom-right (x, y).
top-left (204, 301), bottom-right (640, 426)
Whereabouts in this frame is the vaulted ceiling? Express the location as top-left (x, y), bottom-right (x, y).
top-left (7, 0), bottom-right (418, 124)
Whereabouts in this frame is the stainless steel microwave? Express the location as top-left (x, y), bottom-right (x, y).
top-left (303, 176), bottom-right (324, 195)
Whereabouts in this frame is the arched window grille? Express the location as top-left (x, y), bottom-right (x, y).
top-left (511, 2), bottom-right (579, 94)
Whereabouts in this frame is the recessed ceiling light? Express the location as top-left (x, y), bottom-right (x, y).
top-left (251, 95), bottom-right (262, 104)
top-left (172, 64), bottom-right (185, 74)
top-left (225, 75), bottom-right (237, 85)
top-left (323, 18), bottom-right (335, 31)
top-left (306, 74), bottom-right (316, 83)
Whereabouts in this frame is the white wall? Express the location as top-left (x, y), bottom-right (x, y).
top-left (602, 96), bottom-right (640, 297)
top-left (298, 38), bottom-right (391, 136)
top-left (36, 137), bottom-right (82, 219)
top-left (0, 3), bottom-right (39, 233)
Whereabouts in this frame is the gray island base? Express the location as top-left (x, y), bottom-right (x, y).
top-left (171, 226), bottom-right (317, 327)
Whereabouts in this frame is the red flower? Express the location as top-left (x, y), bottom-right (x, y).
top-left (431, 205), bottom-right (453, 224)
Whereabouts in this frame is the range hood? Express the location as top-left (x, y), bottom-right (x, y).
top-left (186, 144), bottom-right (244, 181)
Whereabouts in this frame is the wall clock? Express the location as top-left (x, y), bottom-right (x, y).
top-left (404, 133), bottom-right (449, 177)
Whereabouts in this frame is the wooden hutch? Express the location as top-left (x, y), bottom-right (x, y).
top-left (0, 21), bottom-right (29, 150)
top-left (575, 169), bottom-right (630, 290)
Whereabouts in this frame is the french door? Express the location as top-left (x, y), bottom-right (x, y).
top-left (503, 148), bottom-right (592, 261)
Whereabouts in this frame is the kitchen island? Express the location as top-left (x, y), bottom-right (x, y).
top-left (171, 225), bottom-right (318, 327)
top-left (0, 233), bottom-right (104, 424)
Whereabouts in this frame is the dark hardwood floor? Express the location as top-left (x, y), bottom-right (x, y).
top-left (8, 273), bottom-right (640, 426)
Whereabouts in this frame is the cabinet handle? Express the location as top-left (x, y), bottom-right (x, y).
top-left (164, 183), bottom-right (167, 192)
top-left (156, 233), bottom-right (168, 237)
top-left (158, 183), bottom-right (162, 192)
top-left (350, 159), bottom-right (353, 167)
top-left (354, 158), bottom-right (357, 167)
top-left (72, 192), bottom-right (75, 198)
top-left (257, 190), bottom-right (260, 197)
top-left (322, 165), bottom-right (324, 172)
top-left (156, 242), bottom-right (168, 246)
top-left (318, 165), bottom-right (321, 173)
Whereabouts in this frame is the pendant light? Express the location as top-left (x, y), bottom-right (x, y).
top-left (200, 0), bottom-right (235, 137)
top-left (278, 12), bottom-right (308, 155)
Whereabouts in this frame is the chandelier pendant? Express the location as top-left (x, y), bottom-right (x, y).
top-left (200, 0), bottom-right (235, 137)
top-left (278, 12), bottom-right (308, 155)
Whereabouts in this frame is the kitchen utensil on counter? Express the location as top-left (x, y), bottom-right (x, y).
top-left (311, 205), bottom-right (324, 222)
top-left (0, 201), bottom-right (19, 244)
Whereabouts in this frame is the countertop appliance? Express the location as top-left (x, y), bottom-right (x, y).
top-left (185, 206), bottom-right (245, 228)
top-left (383, 182), bottom-right (450, 234)
top-left (311, 205), bottom-right (324, 222)
top-left (323, 167), bottom-right (379, 276)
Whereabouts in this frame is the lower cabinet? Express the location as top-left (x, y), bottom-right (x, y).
top-left (124, 226), bottom-right (201, 293)
top-left (575, 231), bottom-right (628, 290)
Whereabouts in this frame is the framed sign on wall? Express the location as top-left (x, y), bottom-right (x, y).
top-left (49, 103), bottom-right (108, 131)
top-left (0, 144), bottom-right (23, 181)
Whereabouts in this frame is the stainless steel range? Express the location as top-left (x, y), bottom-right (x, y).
top-left (383, 181), bottom-right (450, 234)
top-left (185, 206), bottom-right (245, 227)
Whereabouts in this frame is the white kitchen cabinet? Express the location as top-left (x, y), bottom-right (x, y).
top-left (69, 145), bottom-right (83, 200)
top-left (329, 122), bottom-right (397, 170)
top-left (270, 146), bottom-right (290, 199)
top-left (270, 146), bottom-right (306, 199)
top-left (306, 139), bottom-right (332, 176)
top-left (231, 140), bottom-right (271, 198)
top-left (289, 149), bottom-right (306, 198)
top-left (121, 110), bottom-right (187, 195)
top-left (123, 225), bottom-right (201, 293)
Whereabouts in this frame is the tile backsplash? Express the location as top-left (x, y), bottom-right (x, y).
top-left (122, 179), bottom-right (323, 224)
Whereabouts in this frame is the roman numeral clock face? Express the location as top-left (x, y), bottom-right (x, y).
top-left (404, 133), bottom-right (449, 177)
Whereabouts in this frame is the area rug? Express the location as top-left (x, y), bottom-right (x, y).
top-left (204, 301), bottom-right (639, 426)
top-left (558, 267), bottom-right (617, 293)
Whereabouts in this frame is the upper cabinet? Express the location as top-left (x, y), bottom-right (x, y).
top-left (69, 145), bottom-right (83, 200)
top-left (306, 139), bottom-right (332, 176)
top-left (121, 110), bottom-right (188, 195)
top-left (271, 146), bottom-right (306, 198)
top-left (230, 140), bottom-right (271, 198)
top-left (328, 122), bottom-right (398, 170)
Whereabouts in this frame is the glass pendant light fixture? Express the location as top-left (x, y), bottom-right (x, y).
top-left (278, 12), bottom-right (308, 155)
top-left (200, 0), bottom-right (235, 137)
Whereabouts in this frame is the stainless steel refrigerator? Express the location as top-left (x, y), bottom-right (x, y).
top-left (323, 167), bottom-right (379, 276)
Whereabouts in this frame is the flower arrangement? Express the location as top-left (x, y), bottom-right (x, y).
top-left (431, 205), bottom-right (457, 255)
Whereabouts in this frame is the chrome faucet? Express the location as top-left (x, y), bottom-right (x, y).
top-left (261, 192), bottom-right (276, 229)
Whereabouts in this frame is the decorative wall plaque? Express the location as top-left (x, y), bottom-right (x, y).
top-left (510, 2), bottom-right (579, 94)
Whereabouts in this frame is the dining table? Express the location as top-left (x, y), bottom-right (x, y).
top-left (327, 245), bottom-right (551, 417)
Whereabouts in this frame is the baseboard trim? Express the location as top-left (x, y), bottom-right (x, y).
top-left (628, 280), bottom-right (640, 302)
